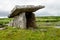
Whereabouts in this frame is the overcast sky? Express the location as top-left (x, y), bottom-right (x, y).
top-left (0, 0), bottom-right (60, 18)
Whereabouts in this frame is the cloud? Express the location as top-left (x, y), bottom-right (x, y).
top-left (0, 11), bottom-right (9, 16)
top-left (0, 0), bottom-right (45, 11)
top-left (35, 0), bottom-right (60, 16)
top-left (0, 0), bottom-right (60, 17)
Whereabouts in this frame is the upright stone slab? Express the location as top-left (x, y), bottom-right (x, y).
top-left (8, 12), bottom-right (26, 29)
top-left (8, 5), bottom-right (45, 29)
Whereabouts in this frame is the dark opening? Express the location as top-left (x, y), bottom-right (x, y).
top-left (25, 12), bottom-right (36, 29)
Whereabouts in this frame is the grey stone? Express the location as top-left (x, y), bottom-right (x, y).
top-left (8, 5), bottom-right (45, 29)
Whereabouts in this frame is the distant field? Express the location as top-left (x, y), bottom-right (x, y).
top-left (0, 18), bottom-right (12, 24)
top-left (36, 16), bottom-right (60, 27)
top-left (0, 16), bottom-right (60, 40)
top-left (0, 16), bottom-right (60, 27)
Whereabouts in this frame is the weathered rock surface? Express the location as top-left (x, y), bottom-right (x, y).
top-left (8, 12), bottom-right (26, 29)
top-left (8, 5), bottom-right (45, 29)
top-left (8, 5), bottom-right (45, 18)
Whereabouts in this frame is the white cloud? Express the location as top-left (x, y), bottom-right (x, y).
top-left (0, 0), bottom-right (48, 11)
top-left (0, 0), bottom-right (60, 17)
top-left (0, 16), bottom-right (7, 18)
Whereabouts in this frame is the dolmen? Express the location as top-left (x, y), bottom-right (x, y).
top-left (8, 5), bottom-right (45, 29)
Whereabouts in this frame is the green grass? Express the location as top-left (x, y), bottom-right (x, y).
top-left (0, 18), bottom-right (12, 25)
top-left (0, 27), bottom-right (60, 40)
top-left (0, 16), bottom-right (60, 40)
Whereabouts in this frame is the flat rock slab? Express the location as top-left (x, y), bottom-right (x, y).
top-left (0, 28), bottom-right (5, 30)
top-left (8, 5), bottom-right (45, 18)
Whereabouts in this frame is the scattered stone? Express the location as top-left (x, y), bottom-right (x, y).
top-left (40, 29), bottom-right (47, 32)
top-left (0, 27), bottom-right (5, 30)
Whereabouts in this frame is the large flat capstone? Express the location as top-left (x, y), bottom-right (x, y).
top-left (8, 5), bottom-right (45, 18)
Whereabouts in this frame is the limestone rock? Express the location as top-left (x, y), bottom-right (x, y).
top-left (8, 5), bottom-right (45, 29)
